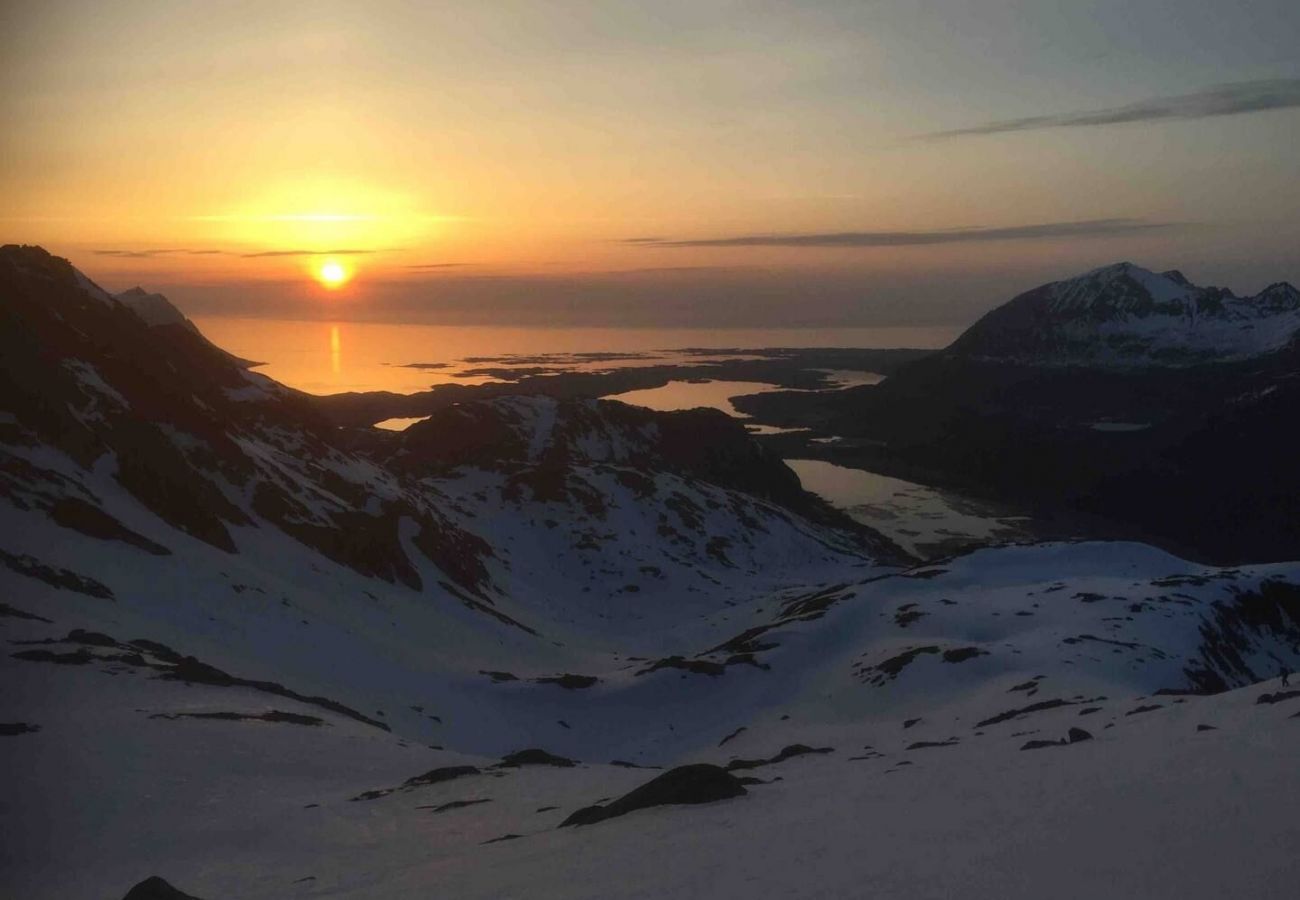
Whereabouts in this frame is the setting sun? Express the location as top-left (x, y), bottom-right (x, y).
top-left (317, 259), bottom-right (351, 289)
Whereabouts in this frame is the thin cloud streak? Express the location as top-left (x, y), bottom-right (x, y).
top-left (93, 248), bottom-right (379, 259)
top-left (625, 218), bottom-right (1183, 249)
top-left (921, 78), bottom-right (1300, 140)
top-left (240, 249), bottom-right (377, 258)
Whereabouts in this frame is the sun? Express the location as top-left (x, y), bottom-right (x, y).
top-left (316, 259), bottom-right (351, 289)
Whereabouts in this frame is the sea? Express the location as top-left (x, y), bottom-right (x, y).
top-left (192, 317), bottom-right (959, 396)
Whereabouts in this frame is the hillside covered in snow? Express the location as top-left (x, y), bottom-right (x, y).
top-left (948, 262), bottom-right (1300, 367)
top-left (2, 245), bottom-right (1299, 899)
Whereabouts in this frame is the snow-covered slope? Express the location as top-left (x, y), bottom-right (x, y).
top-left (3, 245), bottom-right (1299, 899)
top-left (114, 284), bottom-right (261, 367)
top-left (5, 538), bottom-right (1298, 899)
top-left (950, 262), bottom-right (1300, 366)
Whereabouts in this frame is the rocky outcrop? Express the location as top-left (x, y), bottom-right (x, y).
top-left (949, 262), bottom-right (1300, 367)
top-left (121, 876), bottom-right (204, 899)
top-left (559, 764), bottom-right (747, 827)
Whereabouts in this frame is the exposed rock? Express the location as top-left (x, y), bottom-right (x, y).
top-left (976, 699), bottom-right (1075, 728)
top-left (1256, 690), bottom-right (1300, 705)
top-left (726, 744), bottom-right (833, 772)
top-left (12, 648), bottom-right (95, 666)
top-left (560, 764), bottom-right (747, 827)
top-left (637, 656), bottom-right (726, 677)
top-left (482, 834), bottom-right (522, 845)
top-left (534, 673), bottom-right (599, 690)
top-left (0, 602), bottom-right (53, 623)
top-left (1021, 738), bottom-right (1067, 751)
top-left (65, 628), bottom-right (122, 647)
top-left (0, 549), bottom-right (113, 599)
top-left (419, 798), bottom-right (492, 814)
top-left (351, 765), bottom-right (480, 801)
top-left (148, 710), bottom-right (324, 726)
top-left (718, 726), bottom-right (747, 746)
top-left (1023, 726), bottom-right (1093, 750)
top-left (121, 876), bottom-right (204, 899)
top-left (1125, 704), bottom-right (1163, 716)
top-left (480, 670), bottom-right (519, 683)
top-left (906, 739), bottom-right (959, 750)
top-left (403, 765), bottom-right (480, 788)
top-left (859, 646), bottom-right (939, 685)
top-left (496, 748), bottom-right (577, 768)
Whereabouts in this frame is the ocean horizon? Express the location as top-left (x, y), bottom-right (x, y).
top-left (193, 316), bottom-right (960, 395)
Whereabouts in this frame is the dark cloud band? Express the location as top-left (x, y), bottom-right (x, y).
top-left (625, 218), bottom-right (1180, 249)
top-left (93, 248), bottom-right (377, 259)
top-left (921, 78), bottom-right (1300, 140)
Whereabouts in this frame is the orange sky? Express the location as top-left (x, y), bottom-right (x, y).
top-left (2, 2), bottom-right (1298, 326)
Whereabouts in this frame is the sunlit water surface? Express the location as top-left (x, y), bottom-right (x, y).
top-left (786, 458), bottom-right (1034, 558)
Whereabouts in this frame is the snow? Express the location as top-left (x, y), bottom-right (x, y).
top-left (974, 263), bottom-right (1300, 367)
top-left (73, 267), bottom-right (115, 305)
top-left (62, 359), bottom-right (129, 410)
top-left (3, 534), bottom-right (1298, 898)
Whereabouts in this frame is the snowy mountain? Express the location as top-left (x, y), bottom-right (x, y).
top-left (949, 262), bottom-right (1300, 366)
top-left (115, 286), bottom-right (196, 328)
top-left (3, 246), bottom-right (1299, 899)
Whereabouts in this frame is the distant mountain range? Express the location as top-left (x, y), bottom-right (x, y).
top-left (949, 262), bottom-right (1300, 367)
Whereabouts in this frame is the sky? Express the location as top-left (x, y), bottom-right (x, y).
top-left (3, 0), bottom-right (1299, 328)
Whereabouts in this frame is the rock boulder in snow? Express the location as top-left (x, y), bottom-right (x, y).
top-left (121, 876), bottom-right (204, 900)
top-left (559, 764), bottom-right (747, 827)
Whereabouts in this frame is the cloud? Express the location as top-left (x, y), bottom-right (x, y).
top-left (921, 78), bottom-right (1300, 140)
top-left (93, 247), bottom-right (378, 259)
top-left (624, 218), bottom-right (1182, 249)
top-left (238, 248), bottom-right (376, 258)
top-left (93, 249), bottom-right (186, 258)
top-left (404, 262), bottom-right (470, 270)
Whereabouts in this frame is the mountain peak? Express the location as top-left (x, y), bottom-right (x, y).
top-left (114, 286), bottom-right (189, 327)
top-left (1, 243), bottom-right (117, 306)
top-left (1081, 261), bottom-right (1163, 281)
top-left (949, 262), bottom-right (1300, 367)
